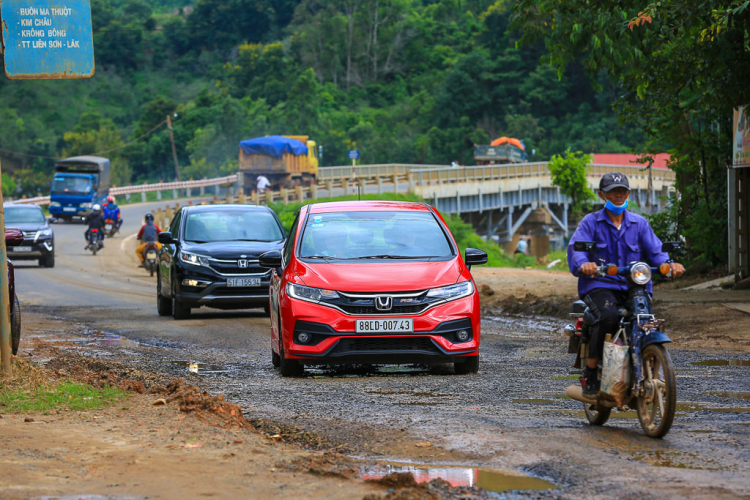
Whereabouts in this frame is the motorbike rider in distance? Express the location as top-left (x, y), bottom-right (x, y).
top-left (135, 212), bottom-right (162, 267)
top-left (567, 172), bottom-right (685, 396)
top-left (103, 195), bottom-right (122, 232)
top-left (84, 204), bottom-right (106, 250)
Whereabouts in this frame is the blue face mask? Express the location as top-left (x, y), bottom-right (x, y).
top-left (605, 200), bottom-right (628, 215)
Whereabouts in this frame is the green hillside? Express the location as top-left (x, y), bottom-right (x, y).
top-left (0, 0), bottom-right (643, 197)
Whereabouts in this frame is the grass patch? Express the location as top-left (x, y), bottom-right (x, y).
top-left (0, 360), bottom-right (130, 414)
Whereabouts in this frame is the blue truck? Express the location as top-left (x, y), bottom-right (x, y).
top-left (48, 156), bottom-right (111, 221)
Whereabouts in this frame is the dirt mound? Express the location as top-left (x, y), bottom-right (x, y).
top-left (283, 452), bottom-right (359, 479)
top-left (483, 291), bottom-right (572, 319)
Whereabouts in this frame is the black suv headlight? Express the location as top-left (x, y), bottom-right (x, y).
top-left (180, 251), bottom-right (210, 267)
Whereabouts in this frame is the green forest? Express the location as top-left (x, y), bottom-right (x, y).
top-left (3, 0), bottom-right (748, 267)
top-left (0, 0), bottom-right (643, 196)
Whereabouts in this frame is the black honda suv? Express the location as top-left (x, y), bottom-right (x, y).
top-left (3, 203), bottom-right (55, 267)
top-left (156, 204), bottom-right (286, 319)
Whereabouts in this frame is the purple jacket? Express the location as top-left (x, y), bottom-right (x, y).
top-left (568, 209), bottom-right (669, 297)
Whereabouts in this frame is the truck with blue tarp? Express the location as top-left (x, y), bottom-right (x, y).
top-left (48, 156), bottom-right (110, 221)
top-left (238, 135), bottom-right (318, 191)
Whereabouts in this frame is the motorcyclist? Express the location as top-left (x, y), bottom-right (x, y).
top-left (135, 212), bottom-right (162, 267)
top-left (102, 195), bottom-right (122, 232)
top-left (84, 204), bottom-right (105, 250)
top-left (567, 172), bottom-right (685, 396)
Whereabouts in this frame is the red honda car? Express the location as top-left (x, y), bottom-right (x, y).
top-left (260, 201), bottom-right (488, 377)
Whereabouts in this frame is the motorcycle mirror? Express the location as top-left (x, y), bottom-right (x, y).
top-left (661, 241), bottom-right (681, 253)
top-left (573, 241), bottom-right (595, 252)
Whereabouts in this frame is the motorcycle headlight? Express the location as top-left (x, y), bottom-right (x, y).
top-left (286, 283), bottom-right (340, 303)
top-left (426, 281), bottom-right (474, 301)
top-left (49, 202), bottom-right (60, 207)
top-left (180, 251), bottom-right (210, 267)
top-left (630, 262), bottom-right (652, 285)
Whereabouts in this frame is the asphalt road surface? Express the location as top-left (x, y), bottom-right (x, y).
top-left (13, 200), bottom-right (750, 498)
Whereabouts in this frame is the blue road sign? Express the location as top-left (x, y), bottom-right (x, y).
top-left (348, 150), bottom-right (360, 160)
top-left (1, 0), bottom-right (94, 80)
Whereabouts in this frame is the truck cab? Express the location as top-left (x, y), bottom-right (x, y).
top-left (48, 156), bottom-right (111, 221)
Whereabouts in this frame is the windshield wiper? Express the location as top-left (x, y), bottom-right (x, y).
top-left (359, 254), bottom-right (434, 259)
top-left (187, 240), bottom-right (209, 244)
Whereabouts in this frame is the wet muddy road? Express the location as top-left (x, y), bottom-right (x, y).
top-left (14, 202), bottom-right (750, 498)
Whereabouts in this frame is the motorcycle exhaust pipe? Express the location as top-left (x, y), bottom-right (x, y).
top-left (565, 385), bottom-right (617, 408)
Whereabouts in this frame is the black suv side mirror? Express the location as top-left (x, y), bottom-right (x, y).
top-left (158, 231), bottom-right (176, 245)
top-left (465, 248), bottom-right (488, 269)
top-left (573, 241), bottom-right (595, 252)
top-left (259, 250), bottom-right (282, 268)
top-left (661, 241), bottom-right (682, 253)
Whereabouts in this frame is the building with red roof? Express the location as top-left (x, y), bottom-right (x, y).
top-left (592, 153), bottom-right (671, 170)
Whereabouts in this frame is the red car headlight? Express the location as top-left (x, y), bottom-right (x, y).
top-left (286, 283), bottom-right (340, 304)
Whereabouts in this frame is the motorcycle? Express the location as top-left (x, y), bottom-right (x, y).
top-left (86, 228), bottom-right (103, 255)
top-left (104, 219), bottom-right (117, 238)
top-left (563, 241), bottom-right (680, 438)
top-left (142, 242), bottom-right (159, 276)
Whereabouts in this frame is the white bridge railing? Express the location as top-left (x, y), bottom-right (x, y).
top-left (11, 174), bottom-right (238, 206)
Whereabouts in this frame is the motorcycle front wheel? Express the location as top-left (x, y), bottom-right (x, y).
top-left (583, 402), bottom-right (611, 426)
top-left (637, 344), bottom-right (677, 438)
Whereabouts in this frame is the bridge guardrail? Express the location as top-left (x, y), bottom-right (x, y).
top-left (11, 174), bottom-right (239, 206)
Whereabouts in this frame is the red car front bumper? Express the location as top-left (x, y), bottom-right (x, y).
top-left (278, 293), bottom-right (480, 365)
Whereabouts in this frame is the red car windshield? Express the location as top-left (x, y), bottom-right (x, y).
top-left (299, 211), bottom-right (453, 260)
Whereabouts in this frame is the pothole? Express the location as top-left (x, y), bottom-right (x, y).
top-left (360, 462), bottom-right (557, 493)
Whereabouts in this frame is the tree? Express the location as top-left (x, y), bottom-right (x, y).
top-left (510, 0), bottom-right (750, 264)
top-left (548, 148), bottom-right (595, 220)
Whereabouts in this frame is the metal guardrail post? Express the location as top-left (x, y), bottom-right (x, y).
top-left (295, 185), bottom-right (304, 203)
top-left (391, 174), bottom-right (398, 192)
top-left (342, 179), bottom-right (350, 196)
top-left (141, 191), bottom-right (146, 203)
top-left (311, 184), bottom-right (319, 200)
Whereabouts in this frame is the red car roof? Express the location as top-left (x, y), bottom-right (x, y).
top-left (307, 200), bottom-right (431, 213)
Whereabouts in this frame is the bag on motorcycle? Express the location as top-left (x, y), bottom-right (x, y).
top-left (601, 330), bottom-right (630, 407)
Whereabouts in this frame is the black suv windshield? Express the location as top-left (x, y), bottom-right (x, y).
top-left (184, 209), bottom-right (283, 243)
top-left (299, 211), bottom-right (453, 259)
top-left (5, 206), bottom-right (45, 224)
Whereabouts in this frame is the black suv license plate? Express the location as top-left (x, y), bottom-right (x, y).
top-left (227, 277), bottom-right (261, 287)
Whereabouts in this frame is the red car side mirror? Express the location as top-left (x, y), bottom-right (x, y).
top-left (5, 228), bottom-right (24, 247)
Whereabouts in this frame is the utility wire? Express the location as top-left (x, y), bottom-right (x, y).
top-left (0, 120), bottom-right (168, 161)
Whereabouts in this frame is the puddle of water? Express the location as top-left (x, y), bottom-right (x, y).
top-left (361, 462), bottom-right (556, 493)
top-left (631, 451), bottom-right (724, 471)
top-left (706, 391), bottom-right (750, 400)
top-left (559, 402), bottom-right (750, 417)
top-left (521, 348), bottom-right (555, 359)
top-left (163, 360), bottom-right (228, 374)
top-left (71, 333), bottom-right (140, 348)
top-left (691, 359), bottom-right (750, 367)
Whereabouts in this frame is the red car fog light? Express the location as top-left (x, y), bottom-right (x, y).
top-left (456, 329), bottom-right (470, 342)
top-left (297, 332), bottom-right (312, 344)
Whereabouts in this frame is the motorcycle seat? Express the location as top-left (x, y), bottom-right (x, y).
top-left (572, 300), bottom-right (587, 314)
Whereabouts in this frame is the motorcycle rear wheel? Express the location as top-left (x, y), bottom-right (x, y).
top-left (637, 344), bottom-right (676, 438)
top-left (583, 402), bottom-right (611, 426)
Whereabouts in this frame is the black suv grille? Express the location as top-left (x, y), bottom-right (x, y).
top-left (332, 337), bottom-right (438, 353)
top-left (210, 262), bottom-right (266, 275)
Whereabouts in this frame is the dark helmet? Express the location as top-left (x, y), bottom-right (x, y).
top-left (145, 212), bottom-right (154, 222)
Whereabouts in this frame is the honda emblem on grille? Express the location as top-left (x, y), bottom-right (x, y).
top-left (375, 296), bottom-right (393, 311)
top-left (237, 259), bottom-right (248, 268)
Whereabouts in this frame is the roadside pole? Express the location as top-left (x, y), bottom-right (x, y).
top-left (167, 114), bottom-right (181, 182)
top-left (0, 160), bottom-right (12, 376)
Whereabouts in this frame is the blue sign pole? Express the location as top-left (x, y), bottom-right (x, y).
top-left (1, 0), bottom-right (95, 79)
